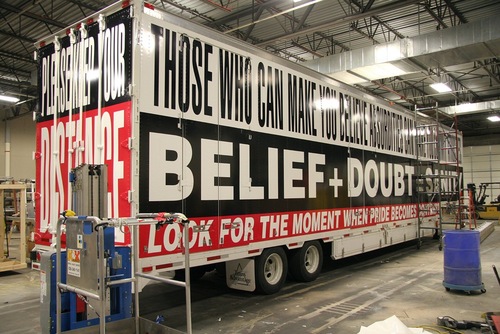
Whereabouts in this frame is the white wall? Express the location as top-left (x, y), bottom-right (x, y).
top-left (0, 116), bottom-right (36, 180)
top-left (463, 145), bottom-right (500, 202)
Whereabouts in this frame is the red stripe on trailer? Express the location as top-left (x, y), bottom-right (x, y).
top-left (343, 234), bottom-right (350, 237)
top-left (156, 263), bottom-right (172, 270)
top-left (289, 242), bottom-right (298, 247)
top-left (144, 3), bottom-right (154, 10)
top-left (207, 256), bottom-right (221, 261)
top-left (248, 249), bottom-right (260, 254)
top-left (142, 266), bottom-right (153, 273)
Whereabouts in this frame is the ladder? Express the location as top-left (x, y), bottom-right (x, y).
top-left (465, 183), bottom-right (477, 229)
top-left (415, 104), bottom-right (462, 250)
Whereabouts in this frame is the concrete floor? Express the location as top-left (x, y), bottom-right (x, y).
top-left (1, 223), bottom-right (499, 334)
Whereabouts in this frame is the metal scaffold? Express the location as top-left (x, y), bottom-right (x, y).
top-left (415, 103), bottom-right (463, 250)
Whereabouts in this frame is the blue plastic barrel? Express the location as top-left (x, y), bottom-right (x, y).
top-left (442, 229), bottom-right (484, 293)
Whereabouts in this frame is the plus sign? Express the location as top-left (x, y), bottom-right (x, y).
top-left (329, 168), bottom-right (343, 197)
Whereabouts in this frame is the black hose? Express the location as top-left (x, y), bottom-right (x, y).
top-left (94, 222), bottom-right (109, 232)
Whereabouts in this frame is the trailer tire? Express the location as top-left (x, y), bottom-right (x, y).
top-left (289, 241), bottom-right (323, 282)
top-left (255, 247), bottom-right (288, 294)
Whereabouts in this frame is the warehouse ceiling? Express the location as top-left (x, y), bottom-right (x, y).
top-left (0, 0), bottom-right (499, 146)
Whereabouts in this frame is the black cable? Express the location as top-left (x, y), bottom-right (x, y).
top-left (94, 222), bottom-right (109, 231)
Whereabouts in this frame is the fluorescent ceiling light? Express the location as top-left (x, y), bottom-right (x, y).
top-left (487, 115), bottom-right (500, 122)
top-left (15, 99), bottom-right (28, 106)
top-left (430, 82), bottom-right (452, 93)
top-left (0, 94), bottom-right (20, 103)
top-left (225, 0), bottom-right (322, 33)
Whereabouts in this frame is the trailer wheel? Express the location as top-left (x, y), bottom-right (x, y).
top-left (289, 241), bottom-right (323, 282)
top-left (255, 247), bottom-right (288, 294)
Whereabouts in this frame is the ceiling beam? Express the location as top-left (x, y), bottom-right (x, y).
top-left (0, 77), bottom-right (35, 90)
top-left (0, 2), bottom-right (67, 29)
top-left (443, 0), bottom-right (467, 24)
top-left (0, 29), bottom-right (35, 44)
top-left (257, 0), bottom-right (423, 47)
top-left (423, 3), bottom-right (448, 29)
top-left (208, 0), bottom-right (285, 27)
top-left (0, 64), bottom-right (31, 77)
top-left (0, 50), bottom-right (36, 64)
top-left (242, 5), bottom-right (265, 41)
top-left (344, 0), bottom-right (405, 44)
top-left (291, 41), bottom-right (323, 58)
top-left (224, 0), bottom-right (322, 34)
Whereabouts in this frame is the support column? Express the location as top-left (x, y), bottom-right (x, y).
top-left (4, 121), bottom-right (10, 177)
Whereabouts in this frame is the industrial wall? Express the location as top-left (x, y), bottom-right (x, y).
top-left (0, 116), bottom-right (36, 180)
top-left (463, 145), bottom-right (500, 202)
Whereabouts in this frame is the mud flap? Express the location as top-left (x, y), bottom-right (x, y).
top-left (226, 258), bottom-right (256, 292)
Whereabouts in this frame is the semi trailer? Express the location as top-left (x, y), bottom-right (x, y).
top-left (33, 0), bottom-right (461, 297)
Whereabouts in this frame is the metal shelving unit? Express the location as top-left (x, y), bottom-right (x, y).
top-left (0, 183), bottom-right (28, 271)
